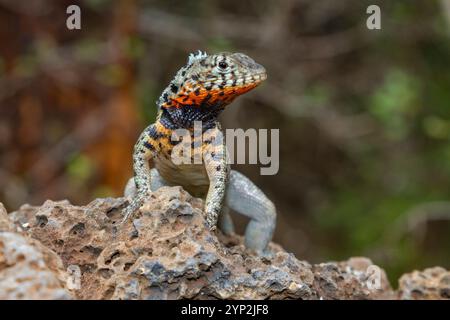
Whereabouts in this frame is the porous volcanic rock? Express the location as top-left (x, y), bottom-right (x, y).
top-left (5, 187), bottom-right (395, 300)
top-left (397, 267), bottom-right (450, 300)
top-left (0, 203), bottom-right (71, 299)
top-left (0, 202), bottom-right (15, 232)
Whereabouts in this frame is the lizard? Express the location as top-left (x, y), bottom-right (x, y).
top-left (122, 50), bottom-right (276, 255)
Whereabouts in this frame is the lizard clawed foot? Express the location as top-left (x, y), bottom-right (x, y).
top-left (205, 209), bottom-right (220, 232)
top-left (120, 193), bottom-right (148, 224)
top-left (120, 206), bottom-right (136, 224)
top-left (257, 248), bottom-right (275, 259)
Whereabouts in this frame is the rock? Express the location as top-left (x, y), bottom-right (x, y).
top-left (313, 257), bottom-right (393, 299)
top-left (0, 202), bottom-right (15, 232)
top-left (397, 267), bottom-right (450, 300)
top-left (6, 187), bottom-right (395, 300)
top-left (0, 202), bottom-right (72, 299)
top-left (3, 189), bottom-right (449, 299)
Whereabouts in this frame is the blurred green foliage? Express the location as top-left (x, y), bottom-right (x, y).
top-left (370, 69), bottom-right (419, 140)
top-left (67, 153), bottom-right (95, 187)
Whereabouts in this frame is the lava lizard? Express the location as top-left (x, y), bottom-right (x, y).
top-left (122, 51), bottom-right (276, 255)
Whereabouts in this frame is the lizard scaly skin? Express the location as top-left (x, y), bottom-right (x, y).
top-left (123, 51), bottom-right (276, 255)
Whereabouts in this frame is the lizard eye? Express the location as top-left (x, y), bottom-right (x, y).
top-left (218, 61), bottom-right (228, 70)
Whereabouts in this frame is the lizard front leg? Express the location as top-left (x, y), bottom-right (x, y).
top-left (122, 125), bottom-right (155, 223)
top-left (202, 126), bottom-right (229, 230)
top-left (124, 168), bottom-right (170, 198)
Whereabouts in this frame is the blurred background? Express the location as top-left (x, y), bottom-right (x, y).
top-left (0, 0), bottom-right (449, 284)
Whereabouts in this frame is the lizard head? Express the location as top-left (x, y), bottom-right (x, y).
top-left (158, 51), bottom-right (267, 110)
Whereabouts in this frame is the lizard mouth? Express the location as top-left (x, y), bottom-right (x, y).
top-left (250, 72), bottom-right (267, 83)
top-left (169, 71), bottom-right (267, 107)
top-left (227, 70), bottom-right (267, 89)
top-left (232, 71), bottom-right (267, 92)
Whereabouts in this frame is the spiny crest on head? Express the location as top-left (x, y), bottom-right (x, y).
top-left (156, 50), bottom-right (208, 109)
top-left (187, 50), bottom-right (208, 66)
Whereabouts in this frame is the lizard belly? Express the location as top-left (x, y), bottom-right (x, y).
top-left (154, 156), bottom-right (209, 198)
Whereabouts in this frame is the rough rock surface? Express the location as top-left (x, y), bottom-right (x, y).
top-left (397, 267), bottom-right (450, 300)
top-left (0, 187), bottom-right (448, 300)
top-left (0, 203), bottom-right (71, 299)
top-left (0, 202), bottom-right (15, 232)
